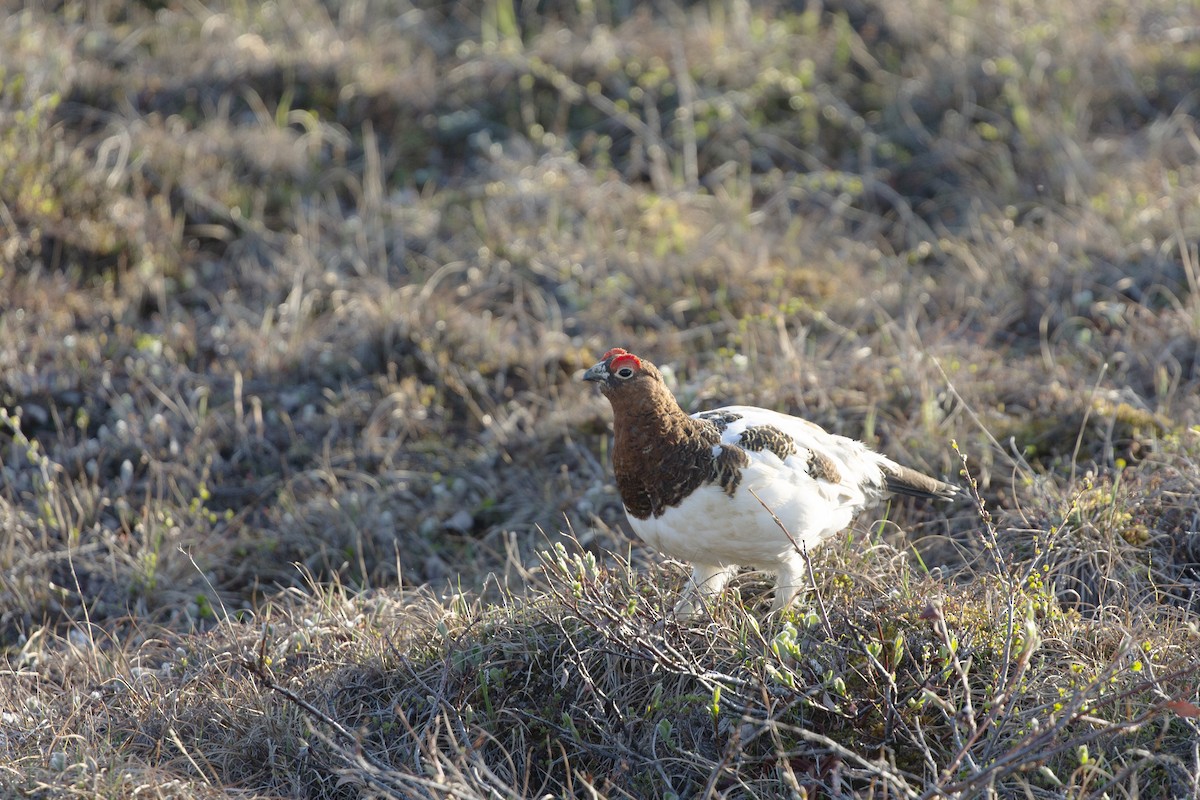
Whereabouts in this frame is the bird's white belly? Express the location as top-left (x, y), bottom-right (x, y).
top-left (625, 473), bottom-right (859, 568)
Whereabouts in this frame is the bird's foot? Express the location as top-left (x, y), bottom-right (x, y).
top-left (672, 594), bottom-right (708, 621)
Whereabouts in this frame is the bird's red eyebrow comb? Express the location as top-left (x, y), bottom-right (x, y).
top-left (601, 347), bottom-right (630, 361)
top-left (610, 352), bottom-right (641, 371)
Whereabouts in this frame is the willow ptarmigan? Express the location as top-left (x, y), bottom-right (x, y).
top-left (584, 348), bottom-right (958, 617)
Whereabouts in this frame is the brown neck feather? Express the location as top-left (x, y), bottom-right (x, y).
top-left (609, 377), bottom-right (696, 447)
top-left (607, 371), bottom-right (724, 519)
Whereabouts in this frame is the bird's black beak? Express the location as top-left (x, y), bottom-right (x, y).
top-left (582, 361), bottom-right (608, 383)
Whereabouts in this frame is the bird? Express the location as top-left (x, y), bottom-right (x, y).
top-left (583, 347), bottom-right (958, 617)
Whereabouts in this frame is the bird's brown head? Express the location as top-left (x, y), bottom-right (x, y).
top-left (582, 348), bottom-right (669, 408)
top-left (584, 348), bottom-right (649, 392)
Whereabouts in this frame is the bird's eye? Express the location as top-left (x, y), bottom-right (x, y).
top-left (615, 367), bottom-right (634, 379)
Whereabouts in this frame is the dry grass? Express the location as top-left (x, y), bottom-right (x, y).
top-left (2, 0), bottom-right (1200, 797)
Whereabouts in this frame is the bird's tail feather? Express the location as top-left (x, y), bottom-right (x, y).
top-left (881, 462), bottom-right (959, 501)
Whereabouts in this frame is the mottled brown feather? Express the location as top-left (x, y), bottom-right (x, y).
top-left (806, 449), bottom-right (842, 484)
top-left (695, 410), bottom-right (743, 430)
top-left (739, 425), bottom-right (799, 461)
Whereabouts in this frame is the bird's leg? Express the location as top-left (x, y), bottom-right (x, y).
top-left (674, 564), bottom-right (737, 619)
top-left (771, 555), bottom-right (811, 613)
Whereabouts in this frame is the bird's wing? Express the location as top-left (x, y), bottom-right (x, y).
top-left (693, 405), bottom-right (892, 502)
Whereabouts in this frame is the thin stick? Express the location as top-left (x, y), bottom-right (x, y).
top-left (748, 487), bottom-right (833, 636)
top-left (1070, 362), bottom-right (1109, 486)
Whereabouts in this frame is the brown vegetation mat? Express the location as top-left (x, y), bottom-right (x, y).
top-left (2, 1), bottom-right (1199, 796)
